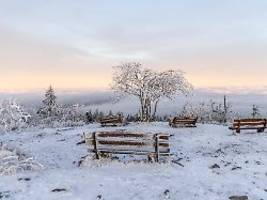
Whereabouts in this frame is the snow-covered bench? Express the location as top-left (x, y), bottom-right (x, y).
top-left (229, 118), bottom-right (267, 134)
top-left (99, 115), bottom-right (125, 127)
top-left (169, 117), bottom-right (198, 128)
top-left (83, 131), bottom-right (172, 162)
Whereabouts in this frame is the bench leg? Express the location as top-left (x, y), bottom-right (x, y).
top-left (148, 153), bottom-right (157, 163)
top-left (236, 129), bottom-right (241, 134)
top-left (92, 132), bottom-right (99, 159)
top-left (154, 134), bottom-right (159, 163)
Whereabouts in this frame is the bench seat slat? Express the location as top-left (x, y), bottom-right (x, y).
top-left (234, 118), bottom-right (266, 122)
top-left (94, 143), bottom-right (170, 151)
top-left (97, 132), bottom-right (147, 138)
top-left (88, 149), bottom-right (171, 155)
top-left (173, 120), bottom-right (196, 122)
top-left (230, 127), bottom-right (265, 130)
top-left (233, 122), bottom-right (266, 126)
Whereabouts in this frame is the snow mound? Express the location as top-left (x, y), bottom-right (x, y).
top-left (0, 144), bottom-right (43, 175)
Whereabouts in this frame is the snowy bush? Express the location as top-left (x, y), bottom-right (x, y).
top-left (179, 102), bottom-right (198, 118)
top-left (179, 99), bottom-right (235, 124)
top-left (60, 104), bottom-right (85, 127)
top-left (0, 99), bottom-right (31, 132)
top-left (0, 144), bottom-right (43, 175)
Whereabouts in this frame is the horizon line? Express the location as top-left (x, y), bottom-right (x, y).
top-left (1, 86), bottom-right (267, 95)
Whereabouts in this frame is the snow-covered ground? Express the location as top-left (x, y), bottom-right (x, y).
top-left (1, 123), bottom-right (267, 200)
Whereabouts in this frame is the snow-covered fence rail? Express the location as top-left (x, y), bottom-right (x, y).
top-left (83, 131), bottom-right (172, 162)
top-left (229, 118), bottom-right (267, 134)
top-left (169, 117), bottom-right (198, 128)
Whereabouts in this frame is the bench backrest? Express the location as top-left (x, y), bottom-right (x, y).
top-left (170, 117), bottom-right (198, 124)
top-left (233, 118), bottom-right (267, 127)
top-left (99, 115), bottom-right (123, 124)
top-left (84, 131), bottom-right (171, 158)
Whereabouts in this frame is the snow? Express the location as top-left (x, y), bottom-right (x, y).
top-left (1, 123), bottom-right (267, 199)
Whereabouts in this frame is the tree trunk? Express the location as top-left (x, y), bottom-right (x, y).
top-left (139, 96), bottom-right (148, 122)
top-left (142, 98), bottom-right (152, 122)
top-left (147, 99), bottom-right (151, 122)
top-left (139, 93), bottom-right (144, 121)
top-left (152, 100), bottom-right (159, 120)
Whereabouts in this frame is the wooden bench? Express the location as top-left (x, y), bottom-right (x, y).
top-left (169, 117), bottom-right (198, 128)
top-left (83, 131), bottom-right (172, 162)
top-left (229, 118), bottom-right (267, 133)
top-left (99, 115), bottom-right (125, 127)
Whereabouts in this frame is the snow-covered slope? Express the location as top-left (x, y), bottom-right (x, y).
top-left (0, 123), bottom-right (267, 199)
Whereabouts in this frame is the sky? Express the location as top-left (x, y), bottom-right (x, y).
top-left (1, 0), bottom-right (267, 92)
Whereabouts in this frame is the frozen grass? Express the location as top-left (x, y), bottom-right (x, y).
top-left (0, 144), bottom-right (43, 176)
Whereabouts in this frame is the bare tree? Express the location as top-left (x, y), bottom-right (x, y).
top-left (111, 62), bottom-right (193, 121)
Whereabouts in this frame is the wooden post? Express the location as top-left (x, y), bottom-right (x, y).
top-left (154, 134), bottom-right (159, 163)
top-left (92, 132), bottom-right (99, 159)
top-left (223, 95), bottom-right (227, 124)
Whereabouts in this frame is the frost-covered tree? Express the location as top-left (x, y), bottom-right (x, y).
top-left (179, 102), bottom-right (198, 118)
top-left (112, 62), bottom-right (192, 121)
top-left (0, 100), bottom-right (31, 132)
top-left (251, 104), bottom-right (260, 118)
top-left (37, 86), bottom-right (61, 125)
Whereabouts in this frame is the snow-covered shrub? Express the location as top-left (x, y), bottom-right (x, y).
top-left (179, 100), bottom-right (235, 124)
top-left (60, 104), bottom-right (85, 127)
top-left (179, 102), bottom-right (198, 118)
top-left (0, 144), bottom-right (43, 175)
top-left (0, 99), bottom-right (31, 132)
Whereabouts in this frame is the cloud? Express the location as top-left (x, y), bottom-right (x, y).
top-left (1, 0), bottom-right (267, 90)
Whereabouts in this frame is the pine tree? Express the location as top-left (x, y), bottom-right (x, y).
top-left (93, 109), bottom-right (99, 121)
top-left (85, 110), bottom-right (93, 123)
top-left (99, 111), bottom-right (104, 119)
top-left (38, 86), bottom-right (60, 121)
top-left (108, 110), bottom-right (113, 116)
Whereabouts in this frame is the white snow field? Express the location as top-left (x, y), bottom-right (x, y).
top-left (1, 123), bottom-right (267, 200)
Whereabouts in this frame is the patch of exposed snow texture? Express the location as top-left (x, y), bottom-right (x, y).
top-left (0, 123), bottom-right (267, 199)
